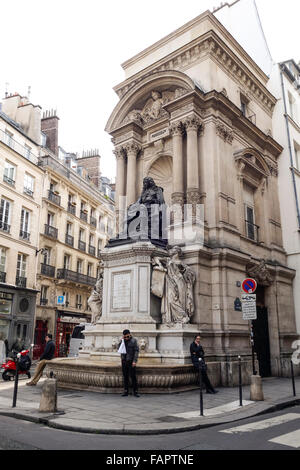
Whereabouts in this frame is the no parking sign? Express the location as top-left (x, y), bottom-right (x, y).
top-left (241, 278), bottom-right (257, 294)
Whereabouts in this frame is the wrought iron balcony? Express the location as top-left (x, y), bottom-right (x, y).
top-left (65, 233), bottom-right (74, 247)
top-left (16, 276), bottom-right (27, 288)
top-left (67, 203), bottom-right (76, 215)
top-left (78, 240), bottom-right (86, 252)
top-left (0, 271), bottom-right (6, 283)
top-left (44, 224), bottom-right (58, 239)
top-left (48, 190), bottom-right (61, 206)
top-left (56, 268), bottom-right (96, 286)
top-left (80, 210), bottom-right (88, 222)
top-left (19, 230), bottom-right (30, 241)
top-left (23, 187), bottom-right (34, 197)
top-left (3, 174), bottom-right (15, 186)
top-left (90, 216), bottom-right (97, 227)
top-left (0, 221), bottom-right (10, 233)
top-left (245, 220), bottom-right (259, 242)
top-left (88, 245), bottom-right (96, 256)
top-left (40, 263), bottom-right (55, 278)
top-left (40, 298), bottom-right (48, 306)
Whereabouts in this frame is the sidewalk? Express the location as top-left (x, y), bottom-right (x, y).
top-left (0, 376), bottom-right (299, 435)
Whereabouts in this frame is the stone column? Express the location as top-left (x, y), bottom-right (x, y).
top-left (184, 115), bottom-right (202, 205)
top-left (125, 142), bottom-right (141, 207)
top-left (170, 121), bottom-right (184, 206)
top-left (114, 147), bottom-right (126, 234)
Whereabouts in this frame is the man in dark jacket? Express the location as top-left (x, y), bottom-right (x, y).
top-left (119, 329), bottom-right (140, 397)
top-left (190, 334), bottom-right (218, 394)
top-left (26, 334), bottom-right (55, 386)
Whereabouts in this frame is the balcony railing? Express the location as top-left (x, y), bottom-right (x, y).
top-left (16, 276), bottom-right (27, 288)
top-left (78, 240), bottom-right (86, 252)
top-left (40, 263), bottom-right (55, 278)
top-left (48, 190), bottom-right (61, 206)
top-left (90, 216), bottom-right (97, 227)
top-left (88, 245), bottom-right (96, 256)
top-left (0, 221), bottom-right (10, 233)
top-left (3, 174), bottom-right (15, 186)
top-left (67, 203), bottom-right (76, 215)
top-left (40, 298), bottom-right (48, 306)
top-left (0, 128), bottom-right (37, 162)
top-left (99, 222), bottom-right (106, 232)
top-left (44, 224), bottom-right (58, 239)
top-left (24, 187), bottom-right (34, 197)
top-left (56, 268), bottom-right (96, 286)
top-left (245, 220), bottom-right (259, 242)
top-left (0, 271), bottom-right (6, 283)
top-left (80, 210), bottom-right (88, 222)
top-left (19, 230), bottom-right (30, 241)
top-left (65, 233), bottom-right (74, 247)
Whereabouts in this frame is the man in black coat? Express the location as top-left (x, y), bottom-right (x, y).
top-left (26, 334), bottom-right (55, 386)
top-left (190, 334), bottom-right (218, 394)
top-left (118, 329), bottom-right (140, 397)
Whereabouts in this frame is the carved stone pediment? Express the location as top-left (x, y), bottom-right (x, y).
top-left (246, 259), bottom-right (274, 286)
top-left (122, 88), bottom-right (189, 126)
top-left (234, 149), bottom-right (270, 183)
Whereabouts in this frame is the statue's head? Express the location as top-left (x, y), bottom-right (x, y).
top-left (143, 177), bottom-right (155, 189)
top-left (151, 91), bottom-right (161, 100)
top-left (169, 246), bottom-right (183, 258)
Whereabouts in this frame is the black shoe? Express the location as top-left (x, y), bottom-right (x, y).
top-left (206, 390), bottom-right (214, 394)
top-left (122, 391), bottom-right (128, 397)
top-left (133, 392), bottom-right (140, 398)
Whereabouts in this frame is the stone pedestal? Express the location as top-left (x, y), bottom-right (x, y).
top-left (250, 375), bottom-right (264, 401)
top-left (39, 377), bottom-right (57, 413)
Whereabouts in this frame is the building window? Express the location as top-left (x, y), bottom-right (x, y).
top-left (79, 229), bottom-right (85, 241)
top-left (0, 247), bottom-right (6, 282)
top-left (0, 198), bottom-right (11, 233)
top-left (24, 144), bottom-right (32, 160)
top-left (20, 208), bottom-right (31, 241)
top-left (47, 212), bottom-right (55, 226)
top-left (243, 182), bottom-right (258, 242)
top-left (288, 91), bottom-right (297, 121)
top-left (17, 253), bottom-right (27, 280)
top-left (40, 286), bottom-right (48, 305)
top-left (62, 291), bottom-right (69, 307)
top-left (76, 294), bottom-right (82, 309)
top-left (4, 130), bottom-right (14, 148)
top-left (3, 161), bottom-right (16, 185)
top-left (294, 142), bottom-right (300, 170)
top-left (77, 260), bottom-right (83, 274)
top-left (0, 292), bottom-right (13, 315)
top-left (24, 173), bottom-right (34, 197)
top-left (42, 248), bottom-right (51, 265)
top-left (63, 255), bottom-right (71, 270)
top-left (87, 263), bottom-right (92, 277)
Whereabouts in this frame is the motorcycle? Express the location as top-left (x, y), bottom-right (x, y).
top-left (1, 348), bottom-right (32, 381)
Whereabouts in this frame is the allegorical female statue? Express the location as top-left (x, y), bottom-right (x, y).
top-left (152, 246), bottom-right (196, 324)
top-left (88, 260), bottom-right (104, 324)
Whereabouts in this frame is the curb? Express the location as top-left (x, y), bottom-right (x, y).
top-left (0, 397), bottom-right (298, 435)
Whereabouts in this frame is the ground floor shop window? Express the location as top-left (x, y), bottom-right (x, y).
top-left (0, 292), bottom-right (13, 315)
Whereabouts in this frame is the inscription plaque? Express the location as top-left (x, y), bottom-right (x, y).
top-left (112, 272), bottom-right (131, 310)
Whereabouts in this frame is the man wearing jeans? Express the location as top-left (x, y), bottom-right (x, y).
top-left (118, 329), bottom-right (140, 397)
top-left (26, 334), bottom-right (55, 386)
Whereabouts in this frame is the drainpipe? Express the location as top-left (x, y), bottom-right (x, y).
top-left (280, 67), bottom-right (300, 229)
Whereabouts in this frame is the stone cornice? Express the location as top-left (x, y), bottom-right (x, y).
top-left (114, 30), bottom-right (276, 117)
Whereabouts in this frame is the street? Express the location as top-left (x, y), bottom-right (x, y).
top-left (0, 405), bottom-right (299, 451)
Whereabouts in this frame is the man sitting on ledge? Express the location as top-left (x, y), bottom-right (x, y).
top-left (26, 333), bottom-right (55, 386)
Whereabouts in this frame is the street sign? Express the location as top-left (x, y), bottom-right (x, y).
top-left (241, 278), bottom-right (257, 294)
top-left (57, 296), bottom-right (65, 305)
top-left (241, 294), bottom-right (257, 320)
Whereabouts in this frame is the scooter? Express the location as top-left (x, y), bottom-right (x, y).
top-left (1, 348), bottom-right (32, 381)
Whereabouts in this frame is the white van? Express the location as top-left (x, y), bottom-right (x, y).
top-left (68, 324), bottom-right (85, 357)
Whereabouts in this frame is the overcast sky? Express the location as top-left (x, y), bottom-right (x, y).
top-left (1, 0), bottom-right (300, 180)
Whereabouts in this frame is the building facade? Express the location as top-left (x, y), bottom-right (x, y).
top-left (0, 95), bottom-right (44, 353)
top-left (106, 10), bottom-right (299, 380)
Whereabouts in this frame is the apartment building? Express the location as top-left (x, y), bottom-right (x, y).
top-left (0, 95), bottom-right (44, 353)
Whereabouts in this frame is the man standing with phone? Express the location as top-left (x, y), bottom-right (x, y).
top-left (118, 329), bottom-right (140, 397)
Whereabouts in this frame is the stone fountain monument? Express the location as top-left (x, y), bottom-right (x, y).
top-left (47, 178), bottom-right (201, 393)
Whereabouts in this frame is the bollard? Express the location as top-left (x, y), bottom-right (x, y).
top-left (39, 374), bottom-right (57, 413)
top-left (291, 360), bottom-right (296, 397)
top-left (238, 356), bottom-right (243, 407)
top-left (250, 374), bottom-right (264, 401)
top-left (199, 358), bottom-right (204, 416)
top-left (12, 354), bottom-right (20, 408)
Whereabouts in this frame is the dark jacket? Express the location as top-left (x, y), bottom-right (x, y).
top-left (119, 337), bottom-right (139, 363)
top-left (40, 340), bottom-right (55, 361)
top-left (190, 341), bottom-right (206, 369)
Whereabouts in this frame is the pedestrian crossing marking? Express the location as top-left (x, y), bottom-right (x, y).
top-left (220, 413), bottom-right (300, 434)
top-left (269, 430), bottom-right (300, 449)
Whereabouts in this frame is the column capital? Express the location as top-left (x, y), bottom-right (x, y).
top-left (183, 115), bottom-right (202, 132)
top-left (124, 141), bottom-right (142, 156)
top-left (169, 121), bottom-right (184, 136)
top-left (113, 146), bottom-right (126, 160)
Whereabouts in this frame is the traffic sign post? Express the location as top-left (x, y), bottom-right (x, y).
top-left (241, 279), bottom-right (258, 376)
top-left (241, 278), bottom-right (257, 294)
top-left (241, 294), bottom-right (257, 321)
